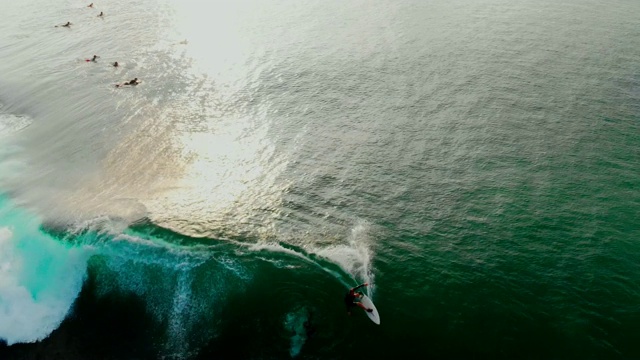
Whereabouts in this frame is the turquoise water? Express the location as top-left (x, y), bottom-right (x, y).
top-left (1, 0), bottom-right (639, 358)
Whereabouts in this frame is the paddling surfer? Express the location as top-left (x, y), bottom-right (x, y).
top-left (115, 78), bottom-right (140, 87)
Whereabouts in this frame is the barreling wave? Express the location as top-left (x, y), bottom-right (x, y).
top-left (0, 190), bottom-right (378, 357)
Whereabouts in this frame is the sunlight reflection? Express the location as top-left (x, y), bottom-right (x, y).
top-left (169, 0), bottom-right (260, 90)
top-left (154, 110), bottom-right (287, 238)
top-left (132, 0), bottom-right (290, 237)
top-left (179, 118), bottom-right (268, 213)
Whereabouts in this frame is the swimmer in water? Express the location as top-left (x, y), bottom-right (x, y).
top-left (116, 78), bottom-right (140, 87)
top-left (112, 61), bottom-right (119, 67)
top-left (98, 11), bottom-right (104, 17)
top-left (91, 55), bottom-right (98, 62)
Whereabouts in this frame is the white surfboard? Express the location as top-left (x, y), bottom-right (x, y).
top-left (359, 294), bottom-right (380, 325)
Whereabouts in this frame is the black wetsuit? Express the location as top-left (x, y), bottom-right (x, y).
top-left (344, 283), bottom-right (367, 311)
top-left (344, 292), bottom-right (357, 311)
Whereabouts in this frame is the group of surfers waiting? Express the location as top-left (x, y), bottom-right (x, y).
top-left (56, 3), bottom-right (139, 87)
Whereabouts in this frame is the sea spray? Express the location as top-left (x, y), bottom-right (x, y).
top-left (0, 202), bottom-right (90, 345)
top-left (315, 220), bottom-right (376, 295)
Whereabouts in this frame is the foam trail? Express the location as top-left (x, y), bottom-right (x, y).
top-left (244, 220), bottom-right (376, 294)
top-left (167, 268), bottom-right (193, 355)
top-left (0, 215), bottom-right (90, 345)
top-left (284, 307), bottom-right (311, 358)
top-left (246, 242), bottom-right (352, 287)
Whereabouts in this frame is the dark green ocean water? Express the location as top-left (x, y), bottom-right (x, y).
top-left (0, 0), bottom-right (639, 358)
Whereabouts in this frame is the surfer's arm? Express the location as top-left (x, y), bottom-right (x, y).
top-left (352, 283), bottom-right (368, 291)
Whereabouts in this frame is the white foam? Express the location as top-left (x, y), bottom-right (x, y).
top-left (247, 242), bottom-right (309, 260)
top-left (284, 308), bottom-right (309, 358)
top-left (0, 226), bottom-right (90, 345)
top-left (244, 220), bottom-right (377, 294)
top-left (166, 269), bottom-right (192, 354)
top-left (0, 113), bottom-right (31, 136)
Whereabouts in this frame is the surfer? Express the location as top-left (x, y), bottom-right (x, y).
top-left (90, 55), bottom-right (98, 62)
top-left (344, 283), bottom-right (373, 315)
top-left (88, 3), bottom-right (94, 8)
top-left (56, 22), bottom-right (72, 28)
top-left (98, 11), bottom-right (104, 17)
top-left (112, 61), bottom-right (119, 67)
top-left (116, 78), bottom-right (140, 87)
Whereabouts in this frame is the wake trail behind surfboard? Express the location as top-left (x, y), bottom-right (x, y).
top-left (242, 220), bottom-right (376, 295)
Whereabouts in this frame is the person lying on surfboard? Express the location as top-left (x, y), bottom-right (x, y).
top-left (115, 78), bottom-right (140, 87)
top-left (344, 283), bottom-right (373, 315)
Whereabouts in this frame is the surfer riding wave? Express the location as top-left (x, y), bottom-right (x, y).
top-left (344, 283), bottom-right (373, 315)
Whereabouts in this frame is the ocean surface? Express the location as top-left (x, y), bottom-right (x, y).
top-left (0, 0), bottom-right (639, 358)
